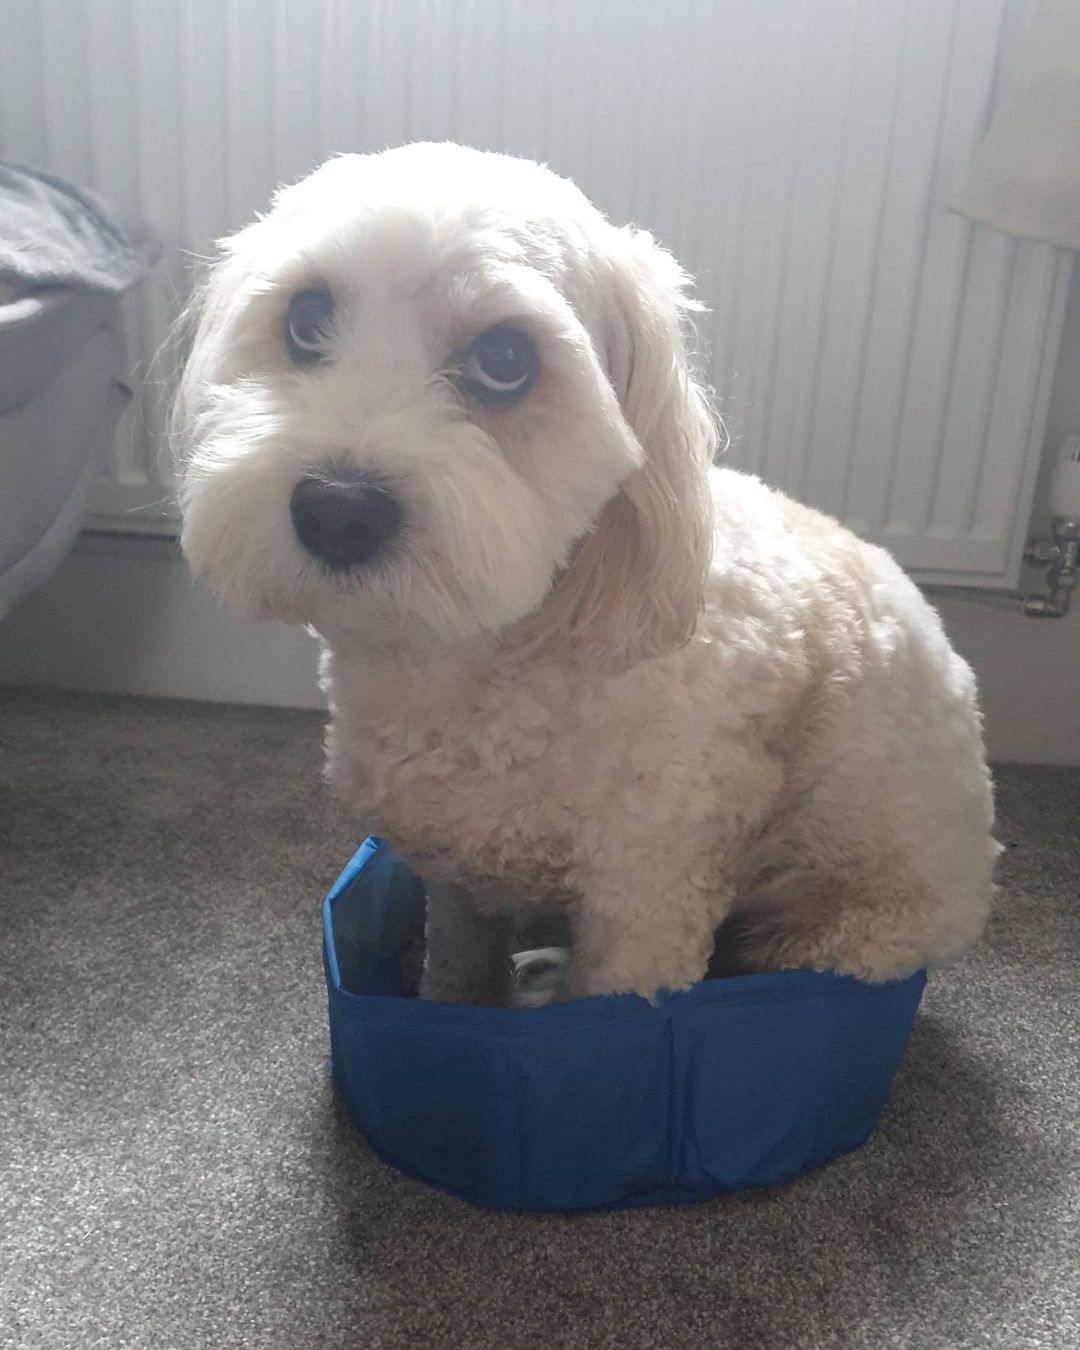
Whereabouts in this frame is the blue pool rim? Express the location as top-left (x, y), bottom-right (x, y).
top-left (323, 838), bottom-right (927, 1212)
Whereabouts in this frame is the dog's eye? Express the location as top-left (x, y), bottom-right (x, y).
top-left (461, 325), bottom-right (537, 403)
top-left (285, 288), bottom-right (334, 365)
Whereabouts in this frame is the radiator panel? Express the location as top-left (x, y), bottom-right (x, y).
top-left (0, 0), bottom-right (1068, 583)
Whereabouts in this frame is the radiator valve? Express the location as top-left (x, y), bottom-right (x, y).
top-left (1024, 516), bottom-right (1080, 617)
top-left (1025, 434), bottom-right (1080, 617)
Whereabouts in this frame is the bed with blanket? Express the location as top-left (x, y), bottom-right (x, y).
top-left (0, 163), bottom-right (156, 619)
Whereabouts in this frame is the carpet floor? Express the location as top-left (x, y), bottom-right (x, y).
top-left (1, 689), bottom-right (1077, 1350)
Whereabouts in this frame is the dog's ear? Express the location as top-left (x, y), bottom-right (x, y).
top-left (518, 228), bottom-right (717, 671)
top-left (169, 226), bottom-right (267, 468)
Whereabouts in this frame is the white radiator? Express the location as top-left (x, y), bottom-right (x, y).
top-left (1, 0), bottom-right (1071, 586)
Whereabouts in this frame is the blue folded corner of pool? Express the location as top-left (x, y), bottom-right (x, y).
top-left (322, 837), bottom-right (926, 1212)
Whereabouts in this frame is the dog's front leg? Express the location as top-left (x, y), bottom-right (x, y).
top-left (568, 865), bottom-right (730, 1001)
top-left (420, 880), bottom-right (513, 1006)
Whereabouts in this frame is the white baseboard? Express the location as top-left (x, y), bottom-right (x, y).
top-left (0, 531), bottom-right (323, 709)
top-left (929, 593), bottom-right (1080, 767)
top-left (3, 532), bottom-right (1080, 765)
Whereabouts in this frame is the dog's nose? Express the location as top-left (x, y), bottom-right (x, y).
top-left (289, 474), bottom-right (402, 569)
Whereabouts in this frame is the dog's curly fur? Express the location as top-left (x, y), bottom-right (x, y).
top-left (174, 142), bottom-right (997, 1003)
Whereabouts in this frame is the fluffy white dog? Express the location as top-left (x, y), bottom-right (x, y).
top-left (175, 143), bottom-right (996, 1004)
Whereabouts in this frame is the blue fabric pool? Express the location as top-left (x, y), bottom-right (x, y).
top-left (323, 838), bottom-right (926, 1211)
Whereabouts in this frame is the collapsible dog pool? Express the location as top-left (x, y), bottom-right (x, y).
top-left (323, 838), bottom-right (926, 1211)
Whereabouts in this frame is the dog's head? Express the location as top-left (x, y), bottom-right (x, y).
top-left (174, 143), bottom-right (717, 668)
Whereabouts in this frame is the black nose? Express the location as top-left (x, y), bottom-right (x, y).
top-left (290, 474), bottom-right (402, 569)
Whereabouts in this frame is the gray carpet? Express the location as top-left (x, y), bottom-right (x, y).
top-left (1, 689), bottom-right (1077, 1350)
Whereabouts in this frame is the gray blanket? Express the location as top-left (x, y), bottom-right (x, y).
top-left (0, 161), bottom-right (157, 294)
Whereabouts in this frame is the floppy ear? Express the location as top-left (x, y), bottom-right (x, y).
top-left (168, 225), bottom-right (268, 473)
top-left (516, 228), bottom-right (717, 670)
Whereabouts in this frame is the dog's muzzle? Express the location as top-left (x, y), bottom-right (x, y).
top-left (290, 472), bottom-right (402, 570)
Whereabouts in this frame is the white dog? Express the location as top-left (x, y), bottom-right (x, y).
top-left (175, 143), bottom-right (996, 1004)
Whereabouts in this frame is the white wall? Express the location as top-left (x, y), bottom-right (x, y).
top-left (932, 593), bottom-right (1080, 765)
top-left (0, 533), bottom-right (323, 709)
top-left (2, 529), bottom-right (1079, 766)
